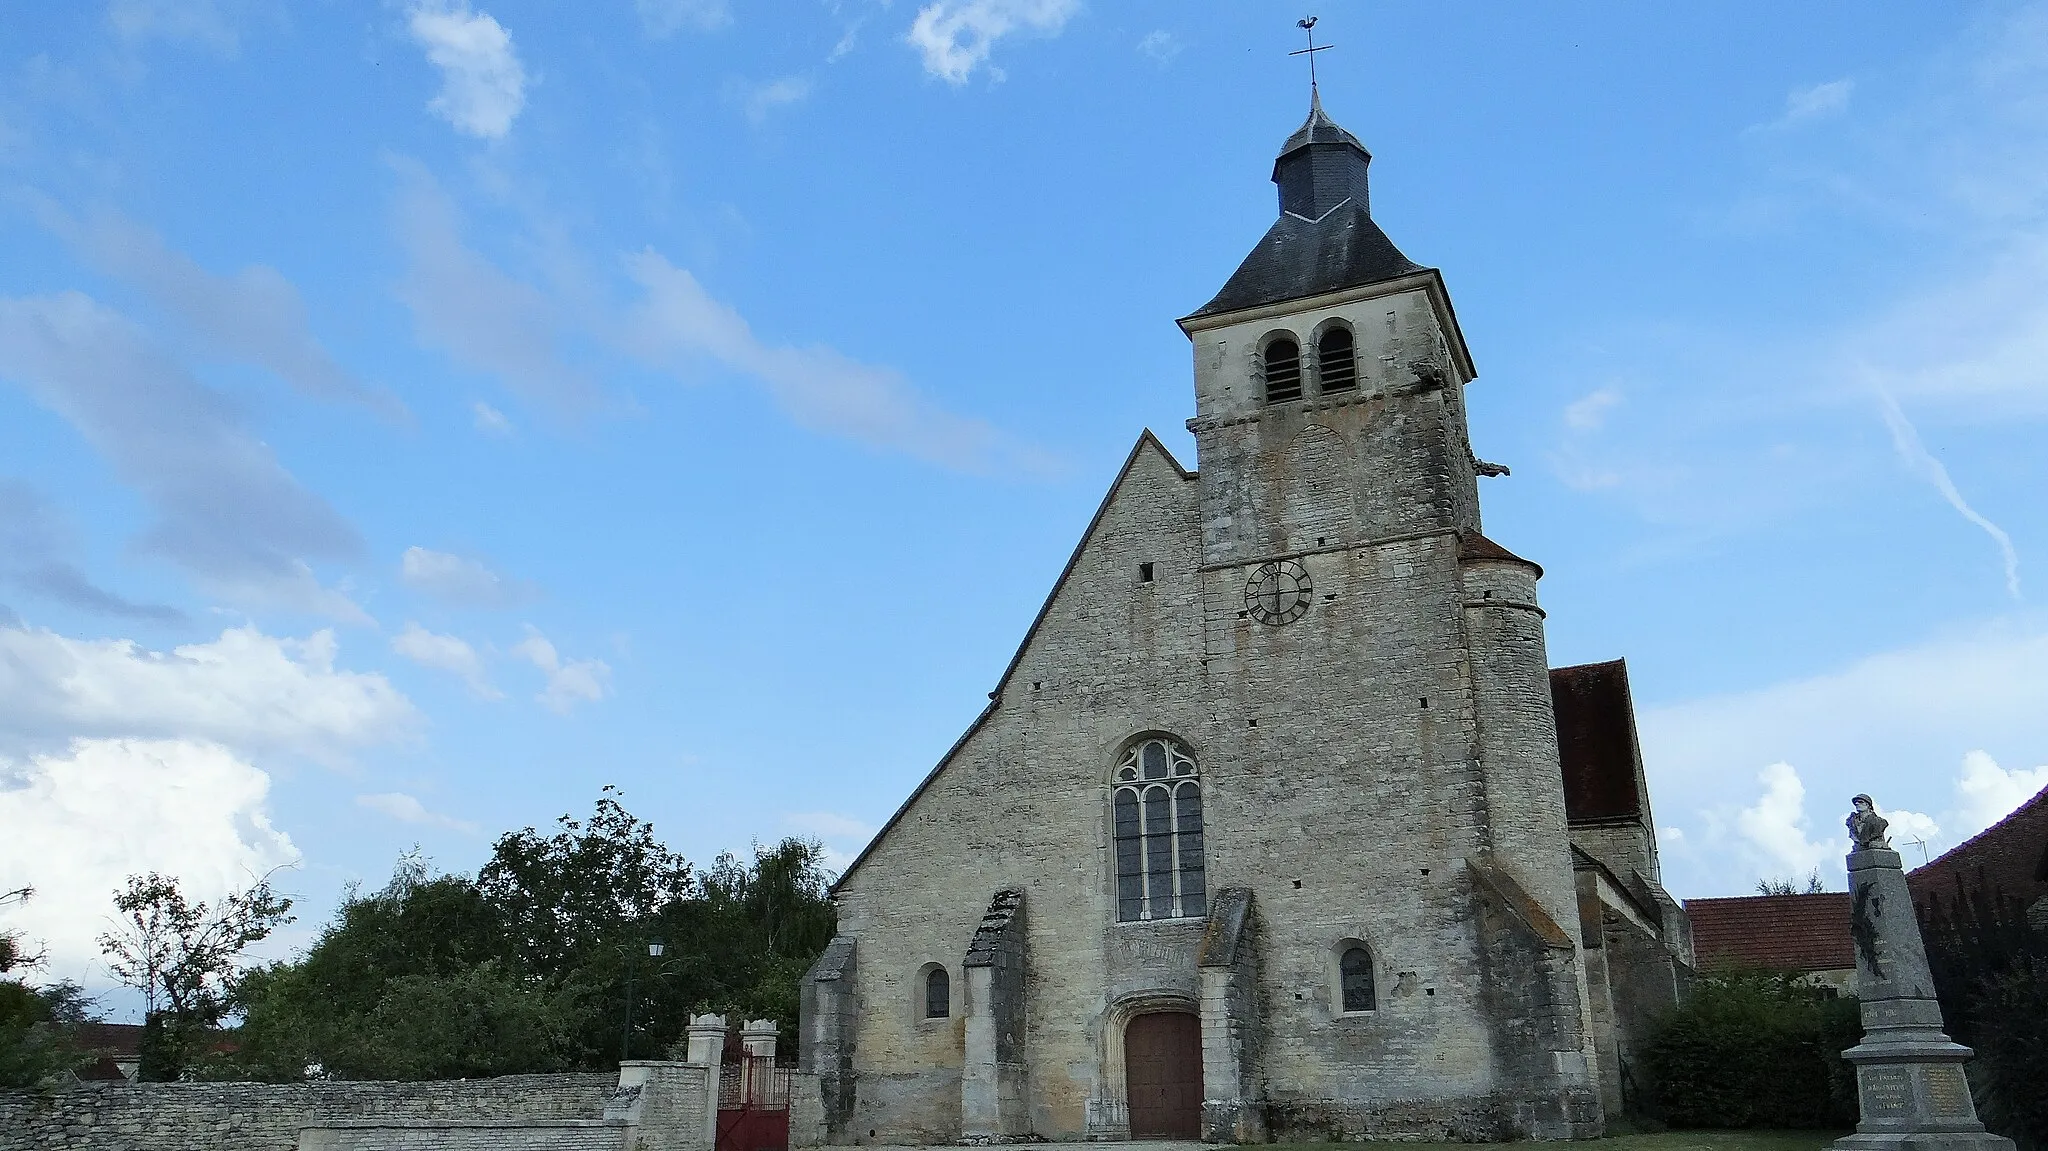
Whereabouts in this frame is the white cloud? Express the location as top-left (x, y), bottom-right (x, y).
top-left (1953, 748), bottom-right (2048, 839)
top-left (1563, 386), bottom-right (1622, 432)
top-left (906, 0), bottom-right (1078, 85)
top-left (1734, 763), bottom-right (1835, 883)
top-left (1643, 619), bottom-right (2048, 895)
top-left (783, 811), bottom-right (875, 874)
top-left (0, 624), bottom-right (417, 757)
top-left (390, 622), bottom-right (499, 698)
top-left (471, 400), bottom-right (513, 436)
top-left (1136, 30), bottom-right (1179, 66)
top-left (399, 545), bottom-right (528, 607)
top-left (0, 737), bottom-right (298, 976)
top-left (510, 627), bottom-right (611, 714)
top-left (0, 292), bottom-right (366, 617)
top-left (1750, 79), bottom-right (1854, 133)
top-left (407, 0), bottom-right (527, 140)
top-left (0, 479), bottom-right (185, 623)
top-left (635, 0), bottom-right (730, 36)
top-left (739, 75), bottom-right (813, 124)
top-left (33, 202), bottom-right (399, 417)
top-left (623, 250), bottom-right (1041, 472)
top-left (784, 811), bottom-right (874, 840)
top-left (1876, 390), bottom-right (2021, 599)
top-left (390, 162), bottom-right (596, 410)
top-left (107, 0), bottom-right (243, 53)
top-left (356, 790), bottom-right (479, 834)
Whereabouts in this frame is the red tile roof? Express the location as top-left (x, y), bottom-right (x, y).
top-left (1909, 782), bottom-right (2048, 915)
top-left (1551, 660), bottom-right (1645, 823)
top-left (1685, 893), bottom-right (1854, 973)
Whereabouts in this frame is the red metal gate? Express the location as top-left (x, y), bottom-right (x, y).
top-left (717, 1054), bottom-right (790, 1151)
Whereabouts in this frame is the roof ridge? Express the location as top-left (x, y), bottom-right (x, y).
top-left (1911, 779), bottom-right (2048, 876)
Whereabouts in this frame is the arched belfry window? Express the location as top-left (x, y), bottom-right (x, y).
top-left (1340, 945), bottom-right (1376, 1013)
top-left (1112, 737), bottom-right (1206, 922)
top-left (925, 966), bottom-right (949, 1018)
top-left (1263, 337), bottom-right (1303, 404)
top-left (1317, 326), bottom-right (1357, 393)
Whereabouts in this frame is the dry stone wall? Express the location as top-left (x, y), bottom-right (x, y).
top-left (0, 1073), bottom-right (616, 1151)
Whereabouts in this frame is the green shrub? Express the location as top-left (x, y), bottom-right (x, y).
top-left (1642, 970), bottom-right (1859, 1129)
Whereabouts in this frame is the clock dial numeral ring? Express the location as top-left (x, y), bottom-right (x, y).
top-left (1244, 560), bottom-right (1312, 626)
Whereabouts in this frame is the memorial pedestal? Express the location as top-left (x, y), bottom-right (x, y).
top-left (1831, 847), bottom-right (2013, 1151)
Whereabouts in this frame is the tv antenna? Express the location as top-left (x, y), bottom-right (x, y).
top-left (1903, 835), bottom-right (1930, 867)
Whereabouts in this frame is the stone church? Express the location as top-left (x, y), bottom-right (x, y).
top-left (800, 94), bottom-right (1694, 1144)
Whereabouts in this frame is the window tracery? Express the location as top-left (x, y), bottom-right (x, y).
top-left (1113, 737), bottom-right (1205, 922)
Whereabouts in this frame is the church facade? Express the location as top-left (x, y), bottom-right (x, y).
top-left (800, 96), bottom-right (1693, 1145)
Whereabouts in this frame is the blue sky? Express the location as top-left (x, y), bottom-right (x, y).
top-left (3, 0), bottom-right (2047, 994)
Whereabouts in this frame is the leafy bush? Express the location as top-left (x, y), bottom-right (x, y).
top-left (1641, 969), bottom-right (1859, 1129)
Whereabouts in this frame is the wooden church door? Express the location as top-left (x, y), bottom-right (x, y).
top-left (1124, 1011), bottom-right (1202, 1138)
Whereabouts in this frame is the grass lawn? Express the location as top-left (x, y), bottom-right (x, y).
top-left (1267, 1131), bottom-right (1846, 1151)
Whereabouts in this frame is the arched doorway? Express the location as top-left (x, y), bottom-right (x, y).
top-left (1123, 1011), bottom-right (1201, 1138)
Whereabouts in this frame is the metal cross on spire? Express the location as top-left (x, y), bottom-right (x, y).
top-left (1290, 16), bottom-right (1333, 96)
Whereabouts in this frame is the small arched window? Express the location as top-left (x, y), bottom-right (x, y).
top-left (1112, 737), bottom-right (1205, 922)
top-left (924, 966), bottom-right (949, 1018)
top-left (1317, 326), bottom-right (1357, 393)
top-left (1263, 337), bottom-right (1303, 403)
top-left (1340, 946), bottom-right (1376, 1013)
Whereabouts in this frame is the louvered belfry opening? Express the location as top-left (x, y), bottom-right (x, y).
top-left (1317, 326), bottom-right (1357, 393)
top-left (1263, 337), bottom-right (1303, 403)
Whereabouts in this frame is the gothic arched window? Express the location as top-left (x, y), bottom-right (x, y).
top-left (1263, 337), bottom-right (1303, 403)
top-left (1112, 737), bottom-right (1205, 922)
top-left (1340, 945), bottom-right (1376, 1013)
top-left (1317, 325), bottom-right (1357, 393)
top-left (925, 966), bottom-right (949, 1018)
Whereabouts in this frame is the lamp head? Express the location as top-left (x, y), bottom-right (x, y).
top-left (648, 941), bottom-right (665, 958)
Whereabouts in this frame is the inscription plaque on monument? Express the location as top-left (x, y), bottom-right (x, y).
top-left (1925, 1068), bottom-right (1972, 1117)
top-left (1859, 1068), bottom-right (1912, 1118)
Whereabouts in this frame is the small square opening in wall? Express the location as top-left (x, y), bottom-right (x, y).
top-left (1139, 562), bottom-right (1154, 582)
top-left (1291, 879), bottom-right (1302, 889)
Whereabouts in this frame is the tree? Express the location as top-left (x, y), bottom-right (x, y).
top-left (98, 872), bottom-right (293, 1080)
top-left (223, 791), bottom-right (836, 1079)
top-left (477, 786), bottom-right (695, 978)
top-left (1756, 870), bottom-right (1827, 896)
top-left (1, 885), bottom-right (90, 1087)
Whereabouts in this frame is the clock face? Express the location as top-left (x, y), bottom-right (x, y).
top-left (1244, 560), bottom-right (1312, 626)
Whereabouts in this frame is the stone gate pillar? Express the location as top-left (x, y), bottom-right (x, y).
top-left (686, 1012), bottom-right (729, 1147)
top-left (741, 1019), bottom-right (779, 1061)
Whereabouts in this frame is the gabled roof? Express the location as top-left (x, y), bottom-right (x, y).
top-left (1909, 781), bottom-right (2048, 913)
top-left (1550, 660), bottom-right (1646, 824)
top-left (830, 431), bottom-right (1194, 894)
top-left (1685, 893), bottom-right (1854, 973)
top-left (1189, 201), bottom-right (1425, 321)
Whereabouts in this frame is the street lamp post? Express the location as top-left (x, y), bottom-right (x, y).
top-left (622, 940), bottom-right (666, 1062)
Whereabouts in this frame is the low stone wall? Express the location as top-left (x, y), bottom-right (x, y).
top-left (298, 1120), bottom-right (625, 1151)
top-left (0, 1072), bottom-right (617, 1151)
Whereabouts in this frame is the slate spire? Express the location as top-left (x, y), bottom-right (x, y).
top-left (1272, 87), bottom-right (1373, 220)
top-left (1186, 93), bottom-right (1423, 320)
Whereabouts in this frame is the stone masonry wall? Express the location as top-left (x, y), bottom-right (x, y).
top-left (0, 1073), bottom-right (616, 1151)
top-left (298, 1120), bottom-right (623, 1151)
top-left (828, 277), bottom-right (1599, 1142)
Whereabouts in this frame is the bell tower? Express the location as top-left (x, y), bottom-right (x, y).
top-left (1176, 91), bottom-right (1483, 570)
